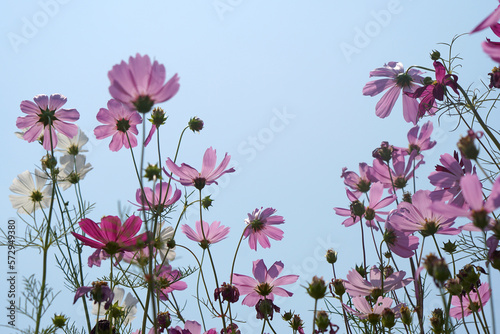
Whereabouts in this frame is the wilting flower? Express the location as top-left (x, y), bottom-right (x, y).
top-left (243, 207), bottom-right (285, 250)
top-left (9, 169), bottom-right (52, 214)
top-left (362, 61), bottom-right (424, 124)
top-left (92, 287), bottom-right (138, 325)
top-left (58, 155), bottom-right (93, 190)
top-left (214, 283), bottom-right (240, 303)
top-left (406, 61), bottom-right (459, 117)
top-left (74, 281), bottom-right (114, 310)
top-left (182, 220), bottom-right (230, 249)
top-left (391, 190), bottom-right (460, 236)
top-left (232, 259), bottom-right (299, 306)
top-left (56, 128), bottom-right (89, 155)
top-left (155, 265), bottom-right (187, 300)
top-left (450, 283), bottom-right (491, 319)
top-left (344, 266), bottom-right (412, 298)
top-left (135, 182), bottom-right (181, 212)
top-left (16, 94), bottom-right (79, 150)
top-left (429, 151), bottom-right (475, 207)
top-left (164, 147), bottom-right (235, 190)
top-left (94, 99), bottom-right (142, 152)
top-left (108, 53), bottom-right (180, 113)
top-left (71, 215), bottom-right (148, 256)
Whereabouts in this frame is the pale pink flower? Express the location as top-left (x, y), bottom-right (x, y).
top-left (344, 266), bottom-right (412, 297)
top-left (232, 259), bottom-right (298, 307)
top-left (243, 207), bottom-right (284, 250)
top-left (94, 99), bottom-right (142, 152)
top-left (404, 121), bottom-right (436, 158)
top-left (372, 150), bottom-right (422, 191)
top-left (135, 182), bottom-right (181, 212)
top-left (362, 61), bottom-right (424, 124)
top-left (450, 283), bottom-right (491, 319)
top-left (390, 190), bottom-right (460, 236)
top-left (429, 151), bottom-right (475, 207)
top-left (181, 220), bottom-right (230, 248)
top-left (344, 296), bottom-right (402, 321)
top-left (16, 94), bottom-right (79, 150)
top-left (108, 53), bottom-right (180, 113)
top-left (384, 218), bottom-right (420, 258)
top-left (333, 188), bottom-right (362, 228)
top-left (341, 162), bottom-right (377, 197)
top-left (71, 215), bottom-right (148, 255)
top-left (164, 147), bottom-right (235, 190)
top-left (168, 320), bottom-right (216, 334)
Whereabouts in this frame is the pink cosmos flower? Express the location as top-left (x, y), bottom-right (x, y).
top-left (164, 147), bottom-right (235, 190)
top-left (341, 162), bottom-right (377, 197)
top-left (168, 320), bottom-right (216, 334)
top-left (94, 99), bottom-right (142, 152)
top-left (334, 188), bottom-right (362, 228)
top-left (181, 220), bottom-right (230, 248)
top-left (362, 61), bottom-right (424, 124)
top-left (432, 173), bottom-right (500, 230)
top-left (243, 207), bottom-right (284, 250)
top-left (108, 53), bottom-right (180, 113)
top-left (404, 121), bottom-right (436, 158)
top-left (450, 283), bottom-right (491, 319)
top-left (406, 61), bottom-right (459, 117)
top-left (135, 182), bottom-right (182, 212)
top-left (384, 218), bottom-right (420, 258)
top-left (390, 190), bottom-right (460, 236)
top-left (344, 296), bottom-right (402, 321)
top-left (72, 215), bottom-right (148, 256)
top-left (232, 259), bottom-right (298, 307)
top-left (372, 150), bottom-right (422, 191)
top-left (344, 266), bottom-right (412, 298)
top-left (17, 94), bottom-right (79, 150)
top-left (155, 264), bottom-right (188, 300)
top-left (429, 151), bottom-right (475, 207)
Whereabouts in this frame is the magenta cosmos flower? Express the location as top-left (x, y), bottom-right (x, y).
top-left (406, 61), bottom-right (459, 116)
top-left (432, 173), bottom-right (500, 230)
top-left (164, 147), bottom-right (235, 190)
top-left (390, 190), bottom-right (459, 237)
top-left (232, 259), bottom-right (298, 307)
top-left (181, 220), bottom-right (230, 249)
top-left (344, 265), bottom-right (412, 298)
top-left (243, 207), bottom-right (285, 250)
top-left (450, 283), bottom-right (491, 319)
top-left (362, 61), bottom-right (424, 125)
top-left (470, 1), bottom-right (500, 33)
top-left (72, 215), bottom-right (148, 255)
top-left (135, 182), bottom-right (182, 212)
top-left (17, 94), bottom-right (79, 150)
top-left (94, 99), bottom-right (142, 152)
top-left (155, 264), bottom-right (188, 300)
top-left (108, 53), bottom-right (180, 113)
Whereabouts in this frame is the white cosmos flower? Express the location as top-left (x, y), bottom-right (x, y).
top-left (158, 224), bottom-right (176, 262)
top-left (92, 287), bottom-right (138, 326)
top-left (58, 154), bottom-right (93, 190)
top-left (56, 128), bottom-right (89, 155)
top-left (9, 169), bottom-right (52, 214)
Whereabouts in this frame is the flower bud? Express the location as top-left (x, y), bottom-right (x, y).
top-left (445, 278), bottom-right (462, 296)
top-left (52, 314), bottom-right (68, 328)
top-left (41, 154), bottom-right (57, 170)
top-left (315, 311), bottom-right (330, 331)
top-left (400, 305), bottom-right (413, 326)
top-left (307, 276), bottom-right (327, 300)
top-left (214, 283), bottom-right (240, 303)
top-left (423, 76), bottom-right (434, 85)
top-left (325, 249), bottom-right (338, 264)
top-left (188, 116), bottom-right (204, 132)
top-left (457, 264), bottom-right (481, 292)
top-left (107, 302), bottom-right (125, 319)
top-left (255, 299), bottom-right (279, 320)
top-left (488, 67), bottom-right (500, 89)
top-left (290, 314), bottom-right (304, 332)
top-left (372, 141), bottom-right (394, 162)
top-left (457, 130), bottom-right (482, 160)
top-left (144, 163), bottom-right (162, 181)
top-left (332, 279), bottom-right (345, 296)
top-left (282, 311), bottom-right (293, 322)
top-left (381, 308), bottom-right (396, 329)
top-left (430, 50), bottom-right (441, 61)
top-left (157, 312), bottom-right (172, 330)
top-left (442, 240), bottom-right (457, 254)
top-left (202, 195), bottom-right (214, 210)
top-left (430, 309), bottom-right (444, 334)
top-left (150, 107), bottom-right (167, 126)
top-left (350, 200), bottom-right (365, 217)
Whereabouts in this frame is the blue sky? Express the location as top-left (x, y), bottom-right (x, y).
top-left (2, 0), bottom-right (500, 333)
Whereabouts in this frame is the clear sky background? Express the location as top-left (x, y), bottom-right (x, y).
top-left (2, 0), bottom-right (500, 333)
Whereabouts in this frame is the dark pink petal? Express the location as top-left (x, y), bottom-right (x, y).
top-left (470, 5), bottom-right (500, 33)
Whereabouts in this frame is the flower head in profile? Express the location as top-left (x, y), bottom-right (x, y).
top-left (71, 215), bottom-right (148, 256)
top-left (362, 61), bottom-right (424, 124)
top-left (108, 54), bottom-right (180, 113)
top-left (344, 266), bottom-right (412, 299)
top-left (135, 182), bottom-right (181, 212)
top-left (164, 147), bottom-right (235, 190)
top-left (155, 265), bottom-right (187, 300)
top-left (9, 169), bottom-right (52, 214)
top-left (16, 94), bottom-right (80, 150)
top-left (450, 283), bottom-right (491, 319)
top-left (94, 99), bottom-right (142, 152)
top-left (243, 207), bottom-right (285, 250)
top-left (181, 220), bottom-right (230, 249)
top-left (232, 259), bottom-right (299, 306)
